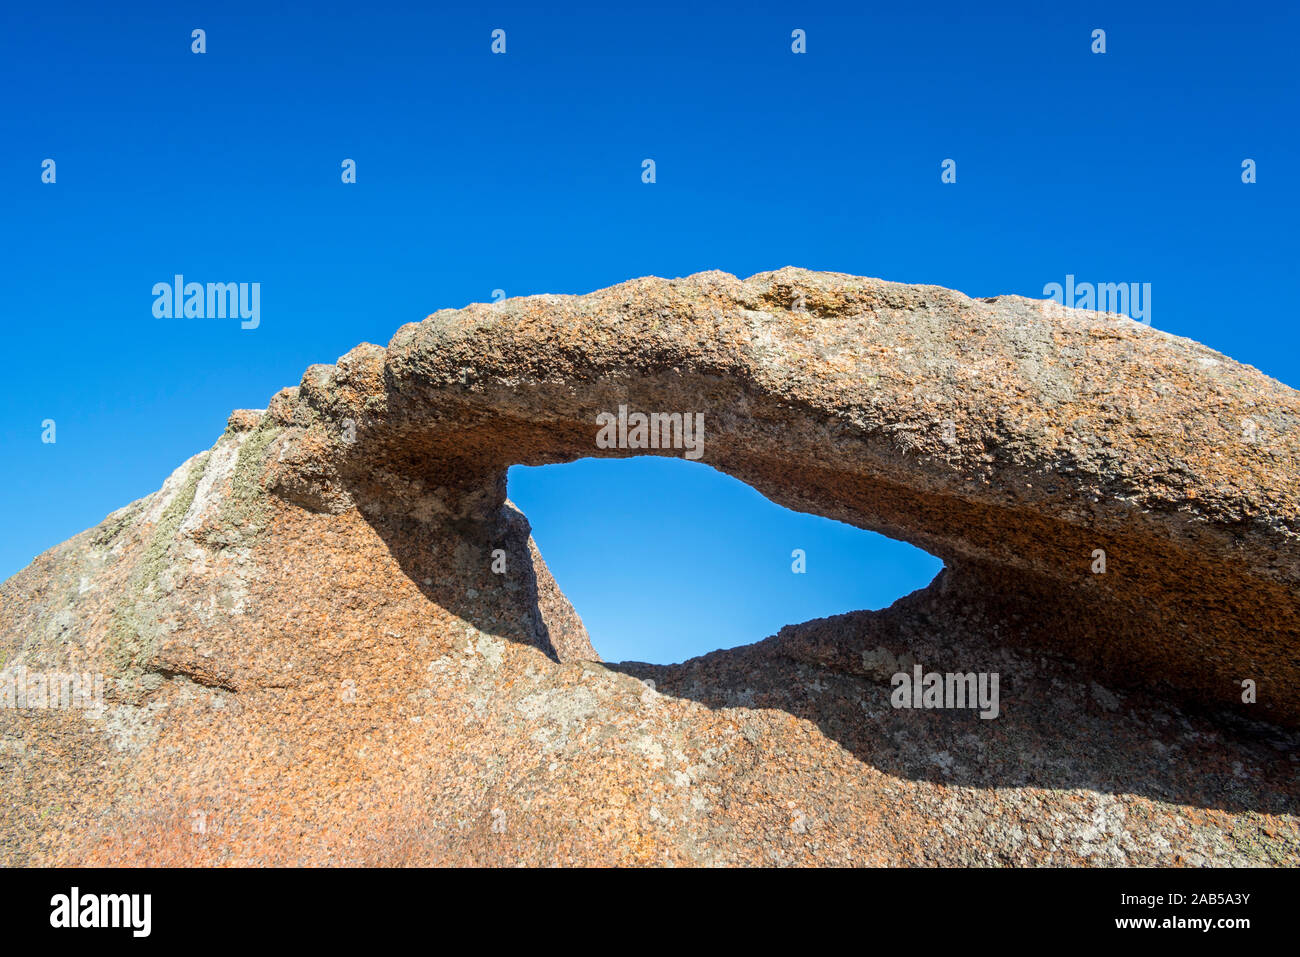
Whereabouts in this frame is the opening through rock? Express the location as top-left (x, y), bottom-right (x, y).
top-left (508, 457), bottom-right (944, 664)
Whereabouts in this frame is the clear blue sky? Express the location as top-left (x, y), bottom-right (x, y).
top-left (2, 1), bottom-right (1295, 662)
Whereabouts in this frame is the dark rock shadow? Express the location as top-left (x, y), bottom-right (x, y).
top-left (607, 576), bottom-right (1300, 820)
top-left (350, 492), bottom-right (577, 666)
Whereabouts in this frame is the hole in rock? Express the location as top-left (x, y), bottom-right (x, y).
top-left (507, 457), bottom-right (944, 664)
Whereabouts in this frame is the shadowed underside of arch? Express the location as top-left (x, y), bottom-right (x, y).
top-left (2, 267), bottom-right (1298, 866)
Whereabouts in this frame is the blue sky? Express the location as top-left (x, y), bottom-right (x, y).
top-left (2, 1), bottom-right (1295, 662)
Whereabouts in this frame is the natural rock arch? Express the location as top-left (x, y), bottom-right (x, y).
top-left (259, 267), bottom-right (1299, 725)
top-left (5, 267), bottom-right (1299, 867)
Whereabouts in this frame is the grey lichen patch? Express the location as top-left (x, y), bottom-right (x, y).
top-left (1230, 814), bottom-right (1298, 866)
top-left (101, 701), bottom-right (168, 753)
top-left (516, 685), bottom-right (598, 752)
top-left (106, 450), bottom-right (210, 677)
top-left (204, 420), bottom-right (283, 546)
top-left (89, 499), bottom-right (146, 549)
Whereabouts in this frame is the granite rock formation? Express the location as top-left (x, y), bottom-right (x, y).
top-left (1, 268), bottom-right (1296, 866)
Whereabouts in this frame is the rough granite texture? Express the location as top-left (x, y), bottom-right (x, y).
top-left (1, 268), bottom-right (1296, 866)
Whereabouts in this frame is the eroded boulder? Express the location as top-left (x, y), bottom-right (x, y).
top-left (1, 267), bottom-right (1296, 866)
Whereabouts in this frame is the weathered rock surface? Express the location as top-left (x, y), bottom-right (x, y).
top-left (1, 268), bottom-right (1296, 866)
